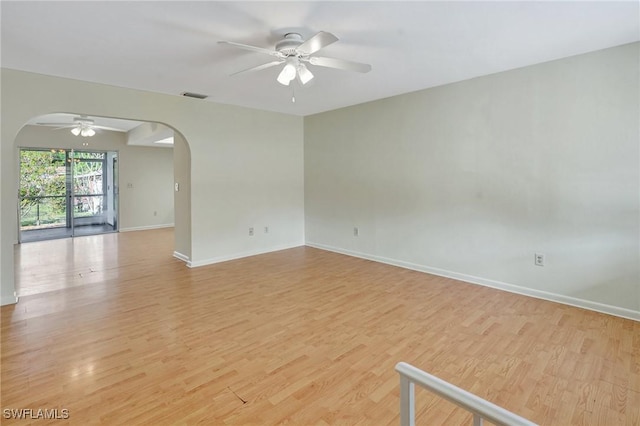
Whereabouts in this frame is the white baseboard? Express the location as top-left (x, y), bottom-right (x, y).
top-left (189, 243), bottom-right (304, 268)
top-left (306, 242), bottom-right (640, 322)
top-left (173, 251), bottom-right (190, 264)
top-left (120, 223), bottom-right (174, 232)
top-left (1, 294), bottom-right (19, 306)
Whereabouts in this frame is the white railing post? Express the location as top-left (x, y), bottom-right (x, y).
top-left (473, 413), bottom-right (484, 426)
top-left (395, 362), bottom-right (536, 426)
top-left (399, 374), bottom-right (415, 426)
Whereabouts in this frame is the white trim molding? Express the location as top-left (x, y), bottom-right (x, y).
top-left (1, 294), bottom-right (19, 306)
top-left (306, 242), bottom-right (640, 322)
top-left (188, 243), bottom-right (304, 268)
top-left (120, 223), bottom-right (174, 232)
top-left (172, 251), bottom-right (190, 265)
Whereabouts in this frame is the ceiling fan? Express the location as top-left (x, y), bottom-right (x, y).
top-left (219, 31), bottom-right (371, 86)
top-left (36, 116), bottom-right (121, 137)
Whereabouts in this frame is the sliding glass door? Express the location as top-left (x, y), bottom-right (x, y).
top-left (19, 148), bottom-right (118, 242)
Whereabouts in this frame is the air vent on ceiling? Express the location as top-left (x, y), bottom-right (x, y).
top-left (180, 92), bottom-right (208, 100)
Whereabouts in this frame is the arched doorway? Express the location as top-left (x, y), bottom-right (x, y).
top-left (6, 112), bottom-right (192, 301)
top-left (17, 114), bottom-right (176, 243)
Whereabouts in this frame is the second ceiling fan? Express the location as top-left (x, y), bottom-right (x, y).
top-left (36, 116), bottom-right (122, 137)
top-left (219, 31), bottom-right (371, 86)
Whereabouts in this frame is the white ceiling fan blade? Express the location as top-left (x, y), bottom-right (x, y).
top-left (230, 60), bottom-right (284, 76)
top-left (36, 122), bottom-right (122, 132)
top-left (35, 122), bottom-right (75, 127)
top-left (308, 56), bottom-right (372, 73)
top-left (93, 125), bottom-right (124, 132)
top-left (218, 40), bottom-right (283, 58)
top-left (296, 31), bottom-right (338, 55)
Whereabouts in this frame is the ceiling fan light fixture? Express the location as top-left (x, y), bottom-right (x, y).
top-left (298, 63), bottom-right (314, 85)
top-left (221, 31), bottom-right (371, 90)
top-left (74, 125), bottom-right (96, 137)
top-left (277, 61), bottom-right (297, 86)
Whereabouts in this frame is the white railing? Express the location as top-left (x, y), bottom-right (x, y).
top-left (395, 362), bottom-right (537, 426)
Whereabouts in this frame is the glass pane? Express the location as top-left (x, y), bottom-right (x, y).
top-left (72, 155), bottom-right (106, 226)
top-left (19, 149), bottom-right (67, 231)
top-left (20, 196), bottom-right (67, 229)
top-left (73, 151), bottom-right (105, 160)
top-left (74, 195), bottom-right (105, 218)
top-left (73, 160), bottom-right (104, 195)
top-left (20, 150), bottom-right (66, 197)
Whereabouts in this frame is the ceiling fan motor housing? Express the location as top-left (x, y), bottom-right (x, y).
top-left (74, 117), bottom-right (94, 125)
top-left (276, 33), bottom-right (304, 56)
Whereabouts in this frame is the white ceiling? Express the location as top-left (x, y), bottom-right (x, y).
top-left (2, 1), bottom-right (639, 117)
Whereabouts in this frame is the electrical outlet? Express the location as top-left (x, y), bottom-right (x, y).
top-left (535, 253), bottom-right (545, 267)
top-left (249, 227), bottom-right (254, 236)
top-left (354, 227), bottom-right (359, 237)
top-left (264, 226), bottom-right (269, 234)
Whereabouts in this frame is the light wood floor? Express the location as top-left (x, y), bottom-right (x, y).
top-left (2, 229), bottom-right (639, 425)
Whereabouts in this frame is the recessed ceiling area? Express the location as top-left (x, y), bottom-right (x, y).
top-left (2, 1), bottom-right (639, 116)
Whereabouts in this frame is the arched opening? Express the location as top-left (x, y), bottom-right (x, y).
top-left (9, 112), bottom-right (192, 298)
top-left (1, 68), bottom-right (306, 307)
